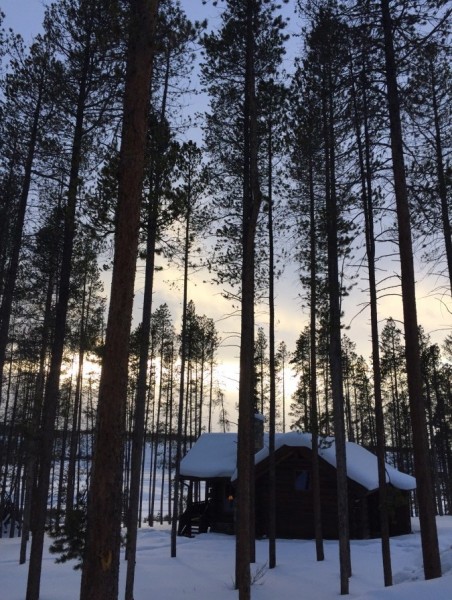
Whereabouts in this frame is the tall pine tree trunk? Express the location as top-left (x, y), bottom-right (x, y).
top-left (65, 270), bottom-right (90, 517)
top-left (79, 1), bottom-right (158, 598)
top-left (170, 176), bottom-right (191, 558)
top-left (125, 160), bottom-right (159, 599)
top-left (308, 154), bottom-right (324, 563)
top-left (20, 271), bottom-right (54, 564)
top-left (267, 111), bottom-right (276, 569)
top-left (428, 52), bottom-right (452, 296)
top-left (26, 40), bottom-right (91, 600)
top-left (0, 79), bottom-right (43, 395)
top-left (380, 0), bottom-right (441, 580)
top-left (349, 47), bottom-right (392, 584)
top-left (324, 62), bottom-right (350, 595)
top-left (236, 1), bottom-right (261, 597)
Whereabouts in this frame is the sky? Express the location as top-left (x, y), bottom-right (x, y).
top-left (1, 0), bottom-right (44, 42)
top-left (1, 0), bottom-right (451, 428)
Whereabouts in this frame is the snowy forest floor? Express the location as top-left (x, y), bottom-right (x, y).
top-left (1, 517), bottom-right (452, 599)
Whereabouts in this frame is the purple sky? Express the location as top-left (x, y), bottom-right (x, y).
top-left (1, 0), bottom-right (46, 42)
top-left (1, 1), bottom-right (219, 42)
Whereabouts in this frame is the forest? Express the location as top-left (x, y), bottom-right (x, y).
top-left (0, 0), bottom-right (451, 599)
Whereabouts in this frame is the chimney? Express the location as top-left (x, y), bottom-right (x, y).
top-left (254, 413), bottom-right (265, 453)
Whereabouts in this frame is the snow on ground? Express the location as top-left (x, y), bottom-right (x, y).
top-left (1, 517), bottom-right (452, 599)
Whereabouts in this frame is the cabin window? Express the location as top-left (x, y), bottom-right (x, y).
top-left (295, 470), bottom-right (311, 491)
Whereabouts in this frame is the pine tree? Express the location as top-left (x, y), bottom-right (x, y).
top-left (380, 0), bottom-right (442, 578)
top-left (125, 4), bottom-right (201, 592)
top-left (80, 0), bottom-right (158, 598)
top-left (170, 140), bottom-right (209, 554)
top-left (202, 2), bottom-right (287, 596)
top-left (0, 35), bottom-right (58, 398)
top-left (254, 326), bottom-right (269, 414)
top-left (26, 2), bottom-right (125, 596)
top-left (275, 341), bottom-right (288, 432)
top-left (405, 40), bottom-right (452, 295)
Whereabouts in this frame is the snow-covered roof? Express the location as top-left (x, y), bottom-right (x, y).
top-left (180, 433), bottom-right (238, 479)
top-left (180, 431), bottom-right (416, 491)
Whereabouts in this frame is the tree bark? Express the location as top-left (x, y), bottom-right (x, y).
top-left (308, 154), bottom-right (324, 562)
top-left (324, 61), bottom-right (350, 595)
top-left (380, 0), bottom-right (441, 580)
top-left (79, 1), bottom-right (158, 598)
top-left (267, 111), bottom-right (276, 570)
top-left (65, 270), bottom-right (90, 517)
top-left (0, 78), bottom-right (43, 395)
top-left (125, 154), bottom-right (159, 599)
top-left (236, 1), bottom-right (261, 597)
top-left (428, 53), bottom-right (452, 296)
top-left (19, 271), bottom-right (54, 564)
top-left (170, 167), bottom-right (191, 558)
top-left (349, 46), bottom-right (392, 584)
top-left (26, 37), bottom-right (91, 600)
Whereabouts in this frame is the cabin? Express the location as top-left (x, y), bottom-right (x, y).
top-left (178, 431), bottom-right (416, 539)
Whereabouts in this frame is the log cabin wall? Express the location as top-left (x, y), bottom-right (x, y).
top-left (183, 444), bottom-right (413, 540)
top-left (254, 446), bottom-right (411, 539)
top-left (255, 446), bottom-right (346, 538)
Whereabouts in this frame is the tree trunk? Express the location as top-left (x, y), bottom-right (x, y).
top-left (267, 112), bottom-right (276, 570)
top-left (380, 0), bottom-right (441, 580)
top-left (349, 46), bottom-right (392, 584)
top-left (236, 1), bottom-right (261, 597)
top-left (0, 79), bottom-right (43, 393)
top-left (26, 39), bottom-right (91, 600)
top-left (19, 271), bottom-right (54, 564)
top-left (65, 270), bottom-right (90, 517)
top-left (324, 62), bottom-right (350, 595)
top-left (79, 1), bottom-right (158, 598)
top-left (125, 194), bottom-right (158, 598)
top-left (308, 154), bottom-right (324, 562)
top-left (428, 54), bottom-right (452, 296)
top-left (170, 164), bottom-right (192, 558)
